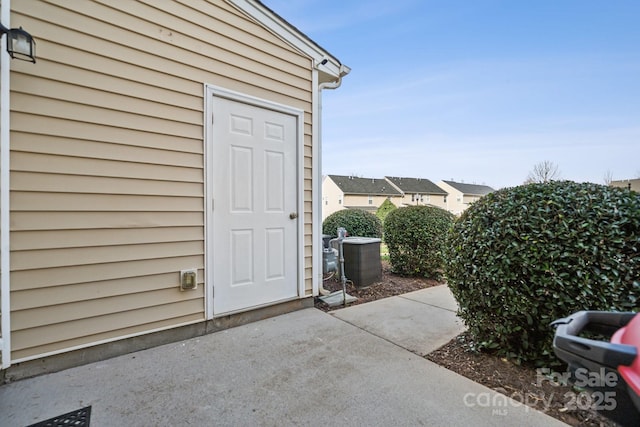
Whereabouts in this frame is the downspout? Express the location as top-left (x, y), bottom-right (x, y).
top-left (0, 0), bottom-right (11, 370)
top-left (315, 63), bottom-right (347, 296)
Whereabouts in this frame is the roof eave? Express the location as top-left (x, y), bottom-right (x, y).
top-left (340, 191), bottom-right (401, 196)
top-left (229, 0), bottom-right (350, 81)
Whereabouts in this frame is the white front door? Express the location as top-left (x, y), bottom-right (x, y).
top-left (207, 88), bottom-right (302, 316)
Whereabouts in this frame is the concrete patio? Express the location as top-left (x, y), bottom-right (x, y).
top-left (0, 286), bottom-right (567, 426)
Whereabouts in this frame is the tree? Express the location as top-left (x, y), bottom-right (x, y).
top-left (375, 198), bottom-right (397, 224)
top-left (603, 170), bottom-right (613, 186)
top-left (524, 160), bottom-right (561, 184)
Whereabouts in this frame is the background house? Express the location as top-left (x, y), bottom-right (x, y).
top-left (322, 175), bottom-right (401, 220)
top-left (611, 178), bottom-right (640, 192)
top-left (385, 176), bottom-right (448, 209)
top-left (437, 180), bottom-right (495, 215)
top-left (0, 0), bottom-right (348, 379)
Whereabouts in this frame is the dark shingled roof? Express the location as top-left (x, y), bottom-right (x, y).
top-left (442, 180), bottom-right (495, 196)
top-left (328, 175), bottom-right (401, 196)
top-left (385, 176), bottom-right (447, 195)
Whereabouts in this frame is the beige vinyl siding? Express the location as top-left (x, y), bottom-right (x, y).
top-left (344, 195), bottom-right (396, 208)
top-left (463, 195), bottom-right (481, 205)
top-left (10, 0), bottom-right (314, 361)
top-left (321, 177), bottom-right (345, 220)
top-left (395, 194), bottom-right (448, 209)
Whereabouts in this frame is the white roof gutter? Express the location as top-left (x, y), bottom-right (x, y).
top-left (228, 0), bottom-right (350, 82)
top-left (318, 64), bottom-right (348, 90)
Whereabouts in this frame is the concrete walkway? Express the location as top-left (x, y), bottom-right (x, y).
top-left (0, 286), bottom-right (567, 426)
top-left (332, 285), bottom-right (466, 356)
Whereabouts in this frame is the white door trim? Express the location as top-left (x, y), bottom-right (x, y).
top-left (0, 0), bottom-right (11, 370)
top-left (204, 84), bottom-right (305, 320)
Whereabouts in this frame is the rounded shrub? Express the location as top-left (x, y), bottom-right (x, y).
top-left (322, 209), bottom-right (382, 238)
top-left (445, 181), bottom-right (640, 366)
top-left (384, 205), bottom-right (455, 278)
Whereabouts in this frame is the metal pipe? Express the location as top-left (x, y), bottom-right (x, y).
top-left (315, 64), bottom-right (348, 296)
top-left (336, 227), bottom-right (348, 306)
top-left (328, 227), bottom-right (349, 305)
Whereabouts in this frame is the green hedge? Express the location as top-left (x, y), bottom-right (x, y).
top-left (384, 205), bottom-right (455, 278)
top-left (322, 209), bottom-right (382, 238)
top-left (445, 181), bottom-right (640, 366)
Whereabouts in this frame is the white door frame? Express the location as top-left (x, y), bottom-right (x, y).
top-left (203, 84), bottom-right (305, 320)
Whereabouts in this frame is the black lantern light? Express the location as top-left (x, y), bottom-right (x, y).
top-left (0, 23), bottom-right (35, 63)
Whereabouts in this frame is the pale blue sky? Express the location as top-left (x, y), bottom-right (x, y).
top-left (263, 0), bottom-right (639, 189)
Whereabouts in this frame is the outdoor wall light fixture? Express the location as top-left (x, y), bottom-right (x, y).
top-left (0, 23), bottom-right (35, 63)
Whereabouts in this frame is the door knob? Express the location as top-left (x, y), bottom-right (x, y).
top-left (289, 212), bottom-right (298, 219)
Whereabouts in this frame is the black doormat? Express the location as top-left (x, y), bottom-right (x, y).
top-left (27, 406), bottom-right (91, 427)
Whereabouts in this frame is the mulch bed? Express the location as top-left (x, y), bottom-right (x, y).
top-left (427, 333), bottom-right (618, 426)
top-left (314, 260), bottom-right (439, 312)
top-left (315, 261), bottom-right (620, 426)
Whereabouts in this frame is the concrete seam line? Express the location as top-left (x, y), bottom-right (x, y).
top-left (397, 295), bottom-right (458, 313)
top-left (328, 315), bottom-right (425, 357)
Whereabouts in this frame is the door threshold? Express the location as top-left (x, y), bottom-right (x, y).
top-left (213, 295), bottom-right (301, 318)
